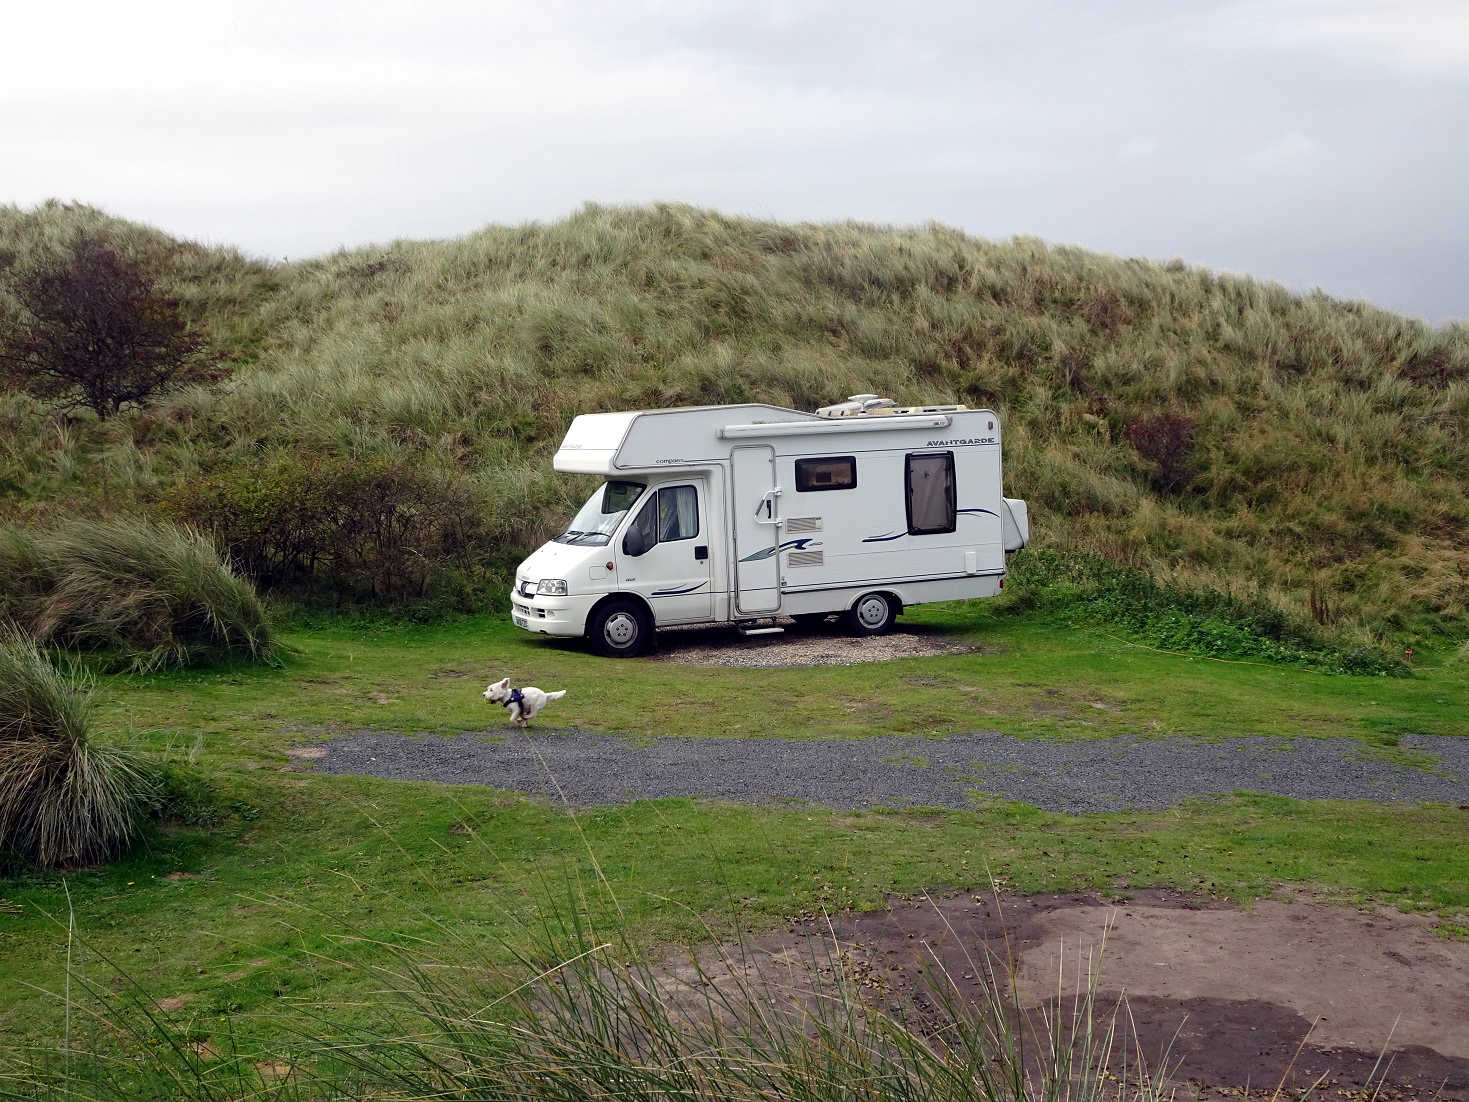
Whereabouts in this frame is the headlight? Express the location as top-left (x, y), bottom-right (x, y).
top-left (536, 578), bottom-right (569, 596)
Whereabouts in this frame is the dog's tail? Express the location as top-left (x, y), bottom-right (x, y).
top-left (545, 690), bottom-right (568, 701)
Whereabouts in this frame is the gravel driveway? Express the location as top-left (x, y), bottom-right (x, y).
top-left (305, 729), bottom-right (1469, 814)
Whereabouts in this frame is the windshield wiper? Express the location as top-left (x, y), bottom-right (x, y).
top-left (558, 530), bottom-right (607, 546)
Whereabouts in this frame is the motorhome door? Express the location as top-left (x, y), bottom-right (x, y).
top-left (730, 446), bottom-right (782, 614)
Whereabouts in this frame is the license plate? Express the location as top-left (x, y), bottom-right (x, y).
top-left (513, 614), bottom-right (528, 629)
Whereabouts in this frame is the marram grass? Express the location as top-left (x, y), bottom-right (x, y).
top-left (0, 628), bottom-right (154, 868)
top-left (0, 516), bottom-right (277, 672)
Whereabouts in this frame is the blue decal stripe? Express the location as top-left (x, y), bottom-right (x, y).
top-left (738, 537), bottom-right (818, 562)
top-left (651, 580), bottom-right (710, 596)
top-left (863, 508), bottom-right (999, 542)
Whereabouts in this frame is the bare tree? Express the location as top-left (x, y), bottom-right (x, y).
top-left (0, 234), bottom-right (210, 419)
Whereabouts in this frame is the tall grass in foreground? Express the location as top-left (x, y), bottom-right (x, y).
top-left (0, 517), bottom-right (276, 671)
top-left (0, 629), bottom-right (155, 868)
top-left (9, 896), bottom-right (1180, 1102)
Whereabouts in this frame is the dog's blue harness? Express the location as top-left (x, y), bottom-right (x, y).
top-left (503, 688), bottom-right (525, 713)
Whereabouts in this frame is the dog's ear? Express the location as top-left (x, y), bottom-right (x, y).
top-left (496, 677), bottom-right (510, 687)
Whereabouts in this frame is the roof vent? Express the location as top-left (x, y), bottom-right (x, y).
top-left (815, 394), bottom-right (968, 419)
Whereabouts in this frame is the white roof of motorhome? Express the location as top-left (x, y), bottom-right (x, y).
top-left (553, 403), bottom-right (997, 475)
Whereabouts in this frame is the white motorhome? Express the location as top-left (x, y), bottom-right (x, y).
top-left (511, 395), bottom-right (1029, 656)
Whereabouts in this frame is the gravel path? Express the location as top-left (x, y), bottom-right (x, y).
top-left (306, 729), bottom-right (1469, 814)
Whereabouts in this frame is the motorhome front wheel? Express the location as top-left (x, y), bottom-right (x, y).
top-left (589, 600), bottom-right (652, 658)
top-left (846, 592), bottom-right (897, 636)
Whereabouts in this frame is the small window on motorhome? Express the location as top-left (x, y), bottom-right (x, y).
top-left (905, 452), bottom-right (956, 535)
top-left (657, 485), bottom-right (699, 542)
top-left (795, 456), bottom-right (857, 492)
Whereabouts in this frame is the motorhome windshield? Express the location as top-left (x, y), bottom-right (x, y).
top-left (555, 480), bottom-right (646, 546)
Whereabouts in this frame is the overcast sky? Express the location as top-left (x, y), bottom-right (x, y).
top-left (4, 0), bottom-right (1466, 322)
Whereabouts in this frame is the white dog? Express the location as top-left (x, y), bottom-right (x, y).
top-left (483, 677), bottom-right (567, 727)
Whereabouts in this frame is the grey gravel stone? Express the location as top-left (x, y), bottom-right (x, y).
top-left (307, 729), bottom-right (1469, 815)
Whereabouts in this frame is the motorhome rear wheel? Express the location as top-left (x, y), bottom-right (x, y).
top-left (845, 592), bottom-right (897, 636)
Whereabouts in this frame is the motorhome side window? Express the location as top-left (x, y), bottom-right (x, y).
top-left (630, 485), bottom-right (699, 548)
top-left (905, 452), bottom-right (956, 535)
top-left (795, 456), bottom-right (856, 492)
top-left (656, 485), bottom-right (699, 541)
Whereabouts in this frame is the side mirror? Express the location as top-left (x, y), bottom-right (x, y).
top-left (621, 526), bottom-right (647, 557)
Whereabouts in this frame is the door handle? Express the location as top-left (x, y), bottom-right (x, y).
top-left (754, 488), bottom-right (783, 525)
top-left (694, 545), bottom-right (708, 561)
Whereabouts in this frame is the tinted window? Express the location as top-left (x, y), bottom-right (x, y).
top-left (905, 452), bottom-right (956, 535)
top-left (795, 456), bottom-right (857, 492)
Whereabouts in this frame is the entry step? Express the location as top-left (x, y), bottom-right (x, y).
top-left (737, 625), bottom-right (786, 636)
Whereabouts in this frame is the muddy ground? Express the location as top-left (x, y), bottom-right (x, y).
top-left (699, 890), bottom-right (1469, 1099)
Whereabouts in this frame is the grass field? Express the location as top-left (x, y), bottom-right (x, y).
top-left (2, 600), bottom-right (1466, 1068)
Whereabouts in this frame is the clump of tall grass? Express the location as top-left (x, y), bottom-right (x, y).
top-left (0, 628), bottom-right (155, 869)
top-left (0, 516), bottom-right (277, 671)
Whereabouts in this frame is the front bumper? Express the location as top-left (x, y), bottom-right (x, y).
top-left (509, 589), bottom-right (595, 638)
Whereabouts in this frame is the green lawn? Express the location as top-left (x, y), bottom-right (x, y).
top-left (101, 603), bottom-right (1468, 763)
top-left (2, 602), bottom-right (1467, 1061)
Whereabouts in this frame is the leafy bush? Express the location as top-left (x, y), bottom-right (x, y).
top-left (162, 452), bottom-right (494, 607)
top-left (0, 517), bottom-right (276, 671)
top-left (1006, 548), bottom-right (1409, 676)
top-left (0, 628), bottom-right (155, 868)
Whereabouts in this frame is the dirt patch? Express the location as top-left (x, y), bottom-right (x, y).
top-left (285, 746), bottom-right (326, 761)
top-left (156, 994), bottom-right (193, 1012)
top-left (707, 890), bottom-right (1469, 1097)
top-left (649, 620), bottom-right (980, 668)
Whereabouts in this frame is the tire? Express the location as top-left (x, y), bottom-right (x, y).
top-left (844, 592), bottom-right (897, 636)
top-left (588, 599), bottom-right (652, 658)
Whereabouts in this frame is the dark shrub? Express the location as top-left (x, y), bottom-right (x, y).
top-left (0, 233), bottom-right (216, 419)
top-left (1123, 412), bottom-right (1196, 495)
top-left (163, 454), bottom-right (492, 605)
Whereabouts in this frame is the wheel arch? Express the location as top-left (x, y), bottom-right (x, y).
top-left (586, 591), bottom-right (656, 631)
top-left (848, 589), bottom-right (904, 616)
